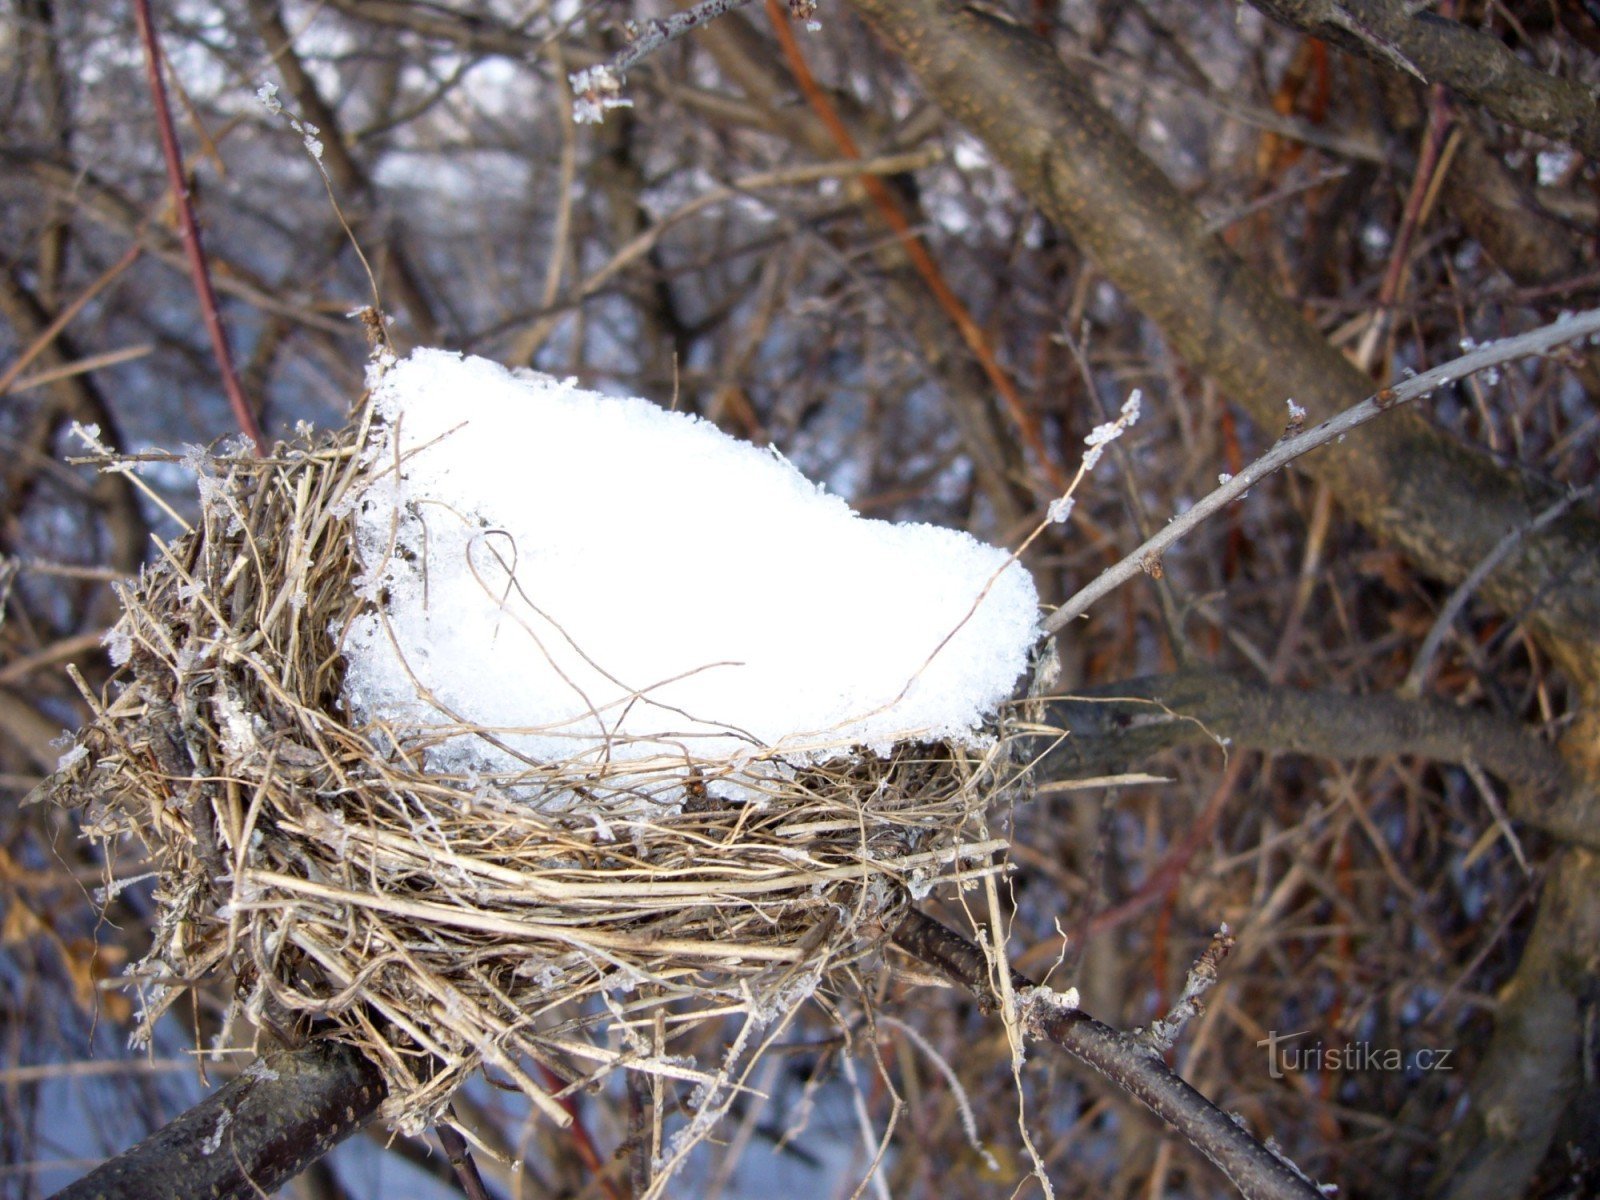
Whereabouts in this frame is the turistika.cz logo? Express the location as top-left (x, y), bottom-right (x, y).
top-left (1256, 1030), bottom-right (1455, 1080)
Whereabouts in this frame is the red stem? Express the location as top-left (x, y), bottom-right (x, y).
top-left (132, 0), bottom-right (265, 455)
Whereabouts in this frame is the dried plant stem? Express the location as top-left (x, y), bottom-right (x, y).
top-left (1047, 306), bottom-right (1600, 634)
top-left (132, 0), bottom-right (264, 454)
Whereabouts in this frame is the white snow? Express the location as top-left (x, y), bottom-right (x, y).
top-left (339, 349), bottom-right (1038, 802)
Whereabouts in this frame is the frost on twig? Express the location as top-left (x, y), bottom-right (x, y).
top-left (570, 66), bottom-right (633, 125)
top-left (570, 0), bottom-right (822, 124)
top-left (1047, 388), bottom-right (1142, 525)
top-left (1139, 923), bottom-right (1234, 1053)
top-left (1016, 983), bottom-right (1082, 1030)
top-left (256, 81), bottom-right (323, 161)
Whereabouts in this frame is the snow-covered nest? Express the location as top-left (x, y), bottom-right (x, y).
top-left (52, 350), bottom-right (1039, 1161)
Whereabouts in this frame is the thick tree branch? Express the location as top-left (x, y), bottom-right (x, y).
top-left (1243, 0), bottom-right (1600, 158)
top-left (892, 910), bottom-right (1324, 1200)
top-left (49, 1042), bottom-right (386, 1200)
top-left (1035, 669), bottom-right (1599, 847)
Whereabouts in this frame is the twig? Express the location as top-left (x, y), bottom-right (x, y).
top-left (1400, 480), bottom-right (1600, 699)
top-left (571, 0), bottom-right (763, 123)
top-left (1140, 924), bottom-right (1236, 1053)
top-left (1045, 306), bottom-right (1600, 634)
top-left (0, 243), bottom-right (142, 397)
top-left (132, 0), bottom-right (264, 455)
top-left (767, 0), bottom-right (1067, 493)
top-left (892, 910), bottom-right (1325, 1200)
top-left (435, 1120), bottom-right (494, 1200)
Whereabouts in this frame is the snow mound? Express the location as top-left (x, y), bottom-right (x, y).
top-left (340, 349), bottom-right (1038, 790)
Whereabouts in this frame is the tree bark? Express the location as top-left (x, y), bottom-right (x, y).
top-left (1243, 0), bottom-right (1600, 157)
top-left (892, 910), bottom-right (1324, 1200)
top-left (49, 1042), bottom-right (386, 1200)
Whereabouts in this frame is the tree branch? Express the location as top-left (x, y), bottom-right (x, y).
top-left (49, 1042), bottom-right (385, 1200)
top-left (132, 0), bottom-right (264, 455)
top-left (1243, 0), bottom-right (1600, 158)
top-left (249, 0), bottom-right (445, 346)
top-left (1429, 847), bottom-right (1600, 1200)
top-left (844, 0), bottom-right (1600, 689)
top-left (1035, 669), bottom-right (1599, 847)
top-left (891, 910), bottom-right (1324, 1200)
top-left (1045, 308), bottom-right (1600, 634)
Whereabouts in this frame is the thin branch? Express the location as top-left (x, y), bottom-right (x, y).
top-left (571, 0), bottom-right (762, 123)
top-left (1401, 480), bottom-right (1600, 699)
top-left (891, 910), bottom-right (1325, 1200)
top-left (131, 0), bottom-right (264, 455)
top-left (0, 243), bottom-right (142, 397)
top-left (764, 0), bottom-right (1067, 494)
top-left (436, 1120), bottom-right (494, 1200)
top-left (1046, 306), bottom-right (1600, 634)
top-left (1140, 924), bottom-right (1235, 1053)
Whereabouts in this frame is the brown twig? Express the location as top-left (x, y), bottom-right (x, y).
top-left (436, 1119), bottom-right (494, 1200)
top-left (131, 0), bottom-right (264, 455)
top-left (0, 243), bottom-right (142, 397)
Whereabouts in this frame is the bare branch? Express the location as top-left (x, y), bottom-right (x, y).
top-left (572, 0), bottom-right (764, 123)
top-left (1243, 0), bottom-right (1600, 157)
top-left (131, 0), bottom-right (263, 454)
top-left (892, 911), bottom-right (1325, 1200)
top-left (48, 1042), bottom-right (385, 1200)
top-left (1140, 924), bottom-right (1235, 1053)
top-left (1035, 670), bottom-right (1598, 847)
top-left (1046, 308), bottom-right (1600, 634)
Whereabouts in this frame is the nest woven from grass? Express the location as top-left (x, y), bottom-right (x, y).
top-left (52, 401), bottom-right (1022, 1146)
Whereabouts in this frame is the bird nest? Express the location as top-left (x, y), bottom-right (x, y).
top-left (49, 402), bottom-right (1023, 1150)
